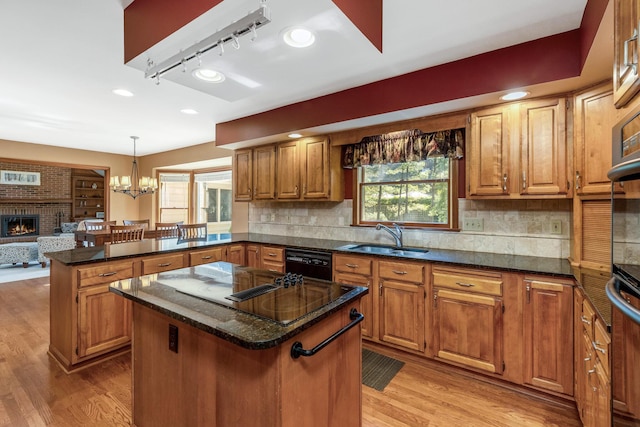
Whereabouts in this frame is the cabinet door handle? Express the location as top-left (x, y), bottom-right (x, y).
top-left (522, 171), bottom-right (526, 190)
top-left (624, 28), bottom-right (639, 72)
top-left (295, 185), bottom-right (299, 196)
top-left (379, 279), bottom-right (384, 296)
top-left (98, 271), bottom-right (117, 277)
top-left (455, 282), bottom-right (474, 287)
top-left (575, 171), bottom-right (581, 190)
top-left (345, 263), bottom-right (359, 268)
top-left (158, 262), bottom-right (172, 267)
top-left (526, 283), bottom-right (531, 304)
top-left (392, 270), bottom-right (407, 275)
top-left (502, 173), bottom-right (508, 191)
top-left (580, 315), bottom-right (592, 325)
top-left (433, 293), bottom-right (438, 308)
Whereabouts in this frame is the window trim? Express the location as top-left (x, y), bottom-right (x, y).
top-left (352, 159), bottom-right (459, 230)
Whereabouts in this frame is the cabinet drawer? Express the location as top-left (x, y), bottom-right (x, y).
top-left (593, 318), bottom-right (610, 376)
top-left (379, 260), bottom-right (424, 284)
top-left (77, 261), bottom-right (134, 287)
top-left (189, 247), bottom-right (224, 266)
top-left (261, 246), bottom-right (284, 263)
top-left (432, 267), bottom-right (502, 296)
top-left (142, 253), bottom-right (186, 274)
top-left (581, 298), bottom-right (596, 339)
top-left (334, 255), bottom-right (372, 276)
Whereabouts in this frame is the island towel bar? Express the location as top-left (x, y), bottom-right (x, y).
top-left (290, 308), bottom-right (364, 359)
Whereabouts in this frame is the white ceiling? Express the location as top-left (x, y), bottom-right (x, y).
top-left (0, 0), bottom-right (608, 157)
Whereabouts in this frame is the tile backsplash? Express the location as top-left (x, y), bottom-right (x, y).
top-left (248, 198), bottom-right (571, 259)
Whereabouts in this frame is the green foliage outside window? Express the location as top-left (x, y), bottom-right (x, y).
top-left (360, 158), bottom-right (450, 225)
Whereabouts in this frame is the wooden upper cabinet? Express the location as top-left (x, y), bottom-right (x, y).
top-left (276, 140), bottom-right (300, 199)
top-left (468, 98), bottom-right (568, 199)
top-left (233, 149), bottom-right (252, 201)
top-left (468, 105), bottom-right (512, 197)
top-left (253, 144), bottom-right (276, 200)
top-left (301, 136), bottom-right (331, 199)
top-left (574, 83), bottom-right (623, 196)
top-left (519, 98), bottom-right (568, 196)
top-left (614, 0), bottom-right (640, 108)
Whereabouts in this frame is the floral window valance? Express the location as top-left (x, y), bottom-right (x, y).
top-left (341, 128), bottom-right (465, 169)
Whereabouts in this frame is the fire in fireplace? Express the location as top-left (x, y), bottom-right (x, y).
top-left (1, 215), bottom-right (40, 237)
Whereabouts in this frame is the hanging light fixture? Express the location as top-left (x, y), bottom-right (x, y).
top-left (109, 136), bottom-right (157, 199)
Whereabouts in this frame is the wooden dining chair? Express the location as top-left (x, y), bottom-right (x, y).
top-left (84, 220), bottom-right (116, 231)
top-left (177, 223), bottom-right (207, 241)
top-left (123, 219), bottom-right (150, 229)
top-left (155, 222), bottom-right (182, 239)
top-left (109, 225), bottom-right (145, 244)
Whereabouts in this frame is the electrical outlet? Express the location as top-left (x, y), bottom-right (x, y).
top-left (169, 324), bottom-right (179, 353)
top-left (463, 218), bottom-right (483, 231)
top-left (270, 213), bottom-right (276, 221)
top-left (550, 220), bottom-right (562, 235)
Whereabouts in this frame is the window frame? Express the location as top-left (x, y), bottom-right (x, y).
top-left (353, 158), bottom-right (459, 230)
top-left (156, 166), bottom-right (232, 225)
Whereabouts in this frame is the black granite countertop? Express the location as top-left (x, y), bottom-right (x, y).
top-left (50, 232), bottom-right (611, 326)
top-left (109, 262), bottom-right (368, 350)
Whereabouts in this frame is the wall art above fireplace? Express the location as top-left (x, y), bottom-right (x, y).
top-left (0, 170), bottom-right (41, 186)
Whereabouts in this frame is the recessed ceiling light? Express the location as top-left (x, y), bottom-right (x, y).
top-left (192, 69), bottom-right (226, 83)
top-left (113, 89), bottom-right (133, 97)
top-left (180, 109), bottom-right (198, 115)
top-left (288, 133), bottom-right (302, 138)
top-left (500, 91), bottom-right (529, 101)
top-left (283, 27), bottom-right (315, 48)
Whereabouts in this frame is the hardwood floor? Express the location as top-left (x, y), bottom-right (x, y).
top-left (0, 277), bottom-right (582, 426)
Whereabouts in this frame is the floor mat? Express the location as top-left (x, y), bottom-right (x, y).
top-left (362, 348), bottom-right (405, 391)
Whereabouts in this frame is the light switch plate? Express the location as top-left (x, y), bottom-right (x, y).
top-left (463, 218), bottom-right (483, 231)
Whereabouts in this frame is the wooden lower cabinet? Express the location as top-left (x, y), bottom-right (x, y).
top-left (77, 284), bottom-right (131, 358)
top-left (523, 277), bottom-right (573, 395)
top-left (246, 244), bottom-right (261, 268)
top-left (224, 243), bottom-right (245, 265)
top-left (432, 266), bottom-right (504, 374)
top-left (261, 245), bottom-right (285, 272)
top-left (378, 260), bottom-right (426, 352)
top-left (49, 259), bottom-right (135, 372)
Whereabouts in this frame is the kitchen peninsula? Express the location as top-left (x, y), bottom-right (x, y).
top-left (109, 262), bottom-right (367, 427)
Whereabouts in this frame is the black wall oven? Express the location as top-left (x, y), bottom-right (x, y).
top-left (607, 104), bottom-right (640, 426)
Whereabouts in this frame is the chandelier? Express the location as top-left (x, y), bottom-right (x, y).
top-left (109, 136), bottom-right (157, 199)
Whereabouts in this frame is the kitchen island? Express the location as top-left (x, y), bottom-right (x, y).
top-left (109, 262), bottom-right (368, 427)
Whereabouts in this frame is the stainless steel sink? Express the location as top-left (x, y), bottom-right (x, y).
top-left (337, 244), bottom-right (429, 257)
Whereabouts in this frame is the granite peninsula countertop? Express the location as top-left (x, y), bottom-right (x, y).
top-left (109, 262), bottom-right (368, 349)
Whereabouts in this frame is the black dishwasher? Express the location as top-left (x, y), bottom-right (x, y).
top-left (285, 248), bottom-right (332, 281)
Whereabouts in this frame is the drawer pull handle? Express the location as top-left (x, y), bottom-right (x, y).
top-left (201, 256), bottom-right (213, 260)
top-left (268, 252), bottom-right (277, 257)
top-left (98, 272), bottom-right (117, 277)
top-left (345, 263), bottom-right (359, 268)
top-left (392, 270), bottom-right (407, 275)
top-left (158, 263), bottom-right (172, 267)
top-left (456, 282), bottom-right (474, 287)
top-left (580, 315), bottom-right (592, 325)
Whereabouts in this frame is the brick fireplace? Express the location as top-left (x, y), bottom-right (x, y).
top-left (0, 161), bottom-right (72, 243)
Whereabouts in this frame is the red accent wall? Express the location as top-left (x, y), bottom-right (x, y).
top-left (332, 0), bottom-right (382, 53)
top-left (216, 30), bottom-right (581, 146)
top-left (124, 0), bottom-right (223, 63)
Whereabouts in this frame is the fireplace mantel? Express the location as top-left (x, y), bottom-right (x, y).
top-left (2, 198), bottom-right (73, 204)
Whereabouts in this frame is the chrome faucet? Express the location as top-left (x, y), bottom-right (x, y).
top-left (376, 223), bottom-right (403, 247)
